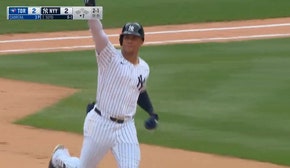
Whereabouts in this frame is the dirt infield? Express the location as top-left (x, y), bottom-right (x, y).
top-left (1, 17), bottom-right (290, 168)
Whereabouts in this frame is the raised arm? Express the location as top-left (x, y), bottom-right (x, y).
top-left (88, 20), bottom-right (109, 54)
top-left (85, 0), bottom-right (109, 54)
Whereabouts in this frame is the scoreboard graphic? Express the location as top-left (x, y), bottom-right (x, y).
top-left (7, 6), bottom-right (103, 20)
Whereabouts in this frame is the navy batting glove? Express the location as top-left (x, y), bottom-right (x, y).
top-left (86, 101), bottom-right (95, 114)
top-left (84, 0), bottom-right (96, 6)
top-left (144, 113), bottom-right (159, 130)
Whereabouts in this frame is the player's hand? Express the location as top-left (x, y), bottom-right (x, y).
top-left (84, 0), bottom-right (96, 6)
top-left (144, 113), bottom-right (159, 130)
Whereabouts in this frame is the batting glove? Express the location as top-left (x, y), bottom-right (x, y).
top-left (84, 0), bottom-right (96, 6)
top-left (86, 101), bottom-right (95, 115)
top-left (144, 113), bottom-right (159, 130)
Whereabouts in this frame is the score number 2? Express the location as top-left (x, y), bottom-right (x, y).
top-left (32, 8), bottom-right (36, 14)
top-left (61, 7), bottom-right (72, 15)
top-left (64, 8), bottom-right (68, 14)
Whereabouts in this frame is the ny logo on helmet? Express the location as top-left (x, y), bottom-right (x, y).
top-left (128, 25), bottom-right (135, 32)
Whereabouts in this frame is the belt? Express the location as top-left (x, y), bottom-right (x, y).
top-left (94, 108), bottom-right (124, 124)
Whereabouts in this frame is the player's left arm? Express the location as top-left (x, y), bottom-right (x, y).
top-left (138, 90), bottom-right (159, 130)
top-left (137, 90), bottom-right (154, 115)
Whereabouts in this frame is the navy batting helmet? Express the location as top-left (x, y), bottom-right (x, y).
top-left (119, 22), bottom-right (145, 45)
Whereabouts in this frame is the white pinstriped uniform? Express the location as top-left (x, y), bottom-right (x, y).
top-left (52, 20), bottom-right (150, 168)
top-left (80, 42), bottom-right (149, 168)
top-left (96, 43), bottom-right (149, 118)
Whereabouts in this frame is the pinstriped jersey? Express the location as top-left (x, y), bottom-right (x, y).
top-left (95, 42), bottom-right (149, 118)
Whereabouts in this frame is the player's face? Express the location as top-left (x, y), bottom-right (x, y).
top-left (122, 35), bottom-right (143, 52)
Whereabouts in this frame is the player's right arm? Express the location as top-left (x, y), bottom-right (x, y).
top-left (88, 20), bottom-right (109, 54)
top-left (85, 0), bottom-right (108, 54)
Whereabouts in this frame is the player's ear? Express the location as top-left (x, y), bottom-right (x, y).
top-left (140, 38), bottom-right (144, 45)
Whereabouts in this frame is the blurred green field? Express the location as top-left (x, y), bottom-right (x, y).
top-left (1, 0), bottom-right (290, 34)
top-left (1, 38), bottom-right (290, 165)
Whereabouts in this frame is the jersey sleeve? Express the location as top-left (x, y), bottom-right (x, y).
top-left (97, 42), bottom-right (117, 69)
top-left (139, 58), bottom-right (150, 92)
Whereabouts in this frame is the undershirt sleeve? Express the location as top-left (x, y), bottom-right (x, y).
top-left (88, 20), bottom-right (110, 55)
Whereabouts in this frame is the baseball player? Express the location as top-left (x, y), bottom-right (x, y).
top-left (48, 0), bottom-right (159, 168)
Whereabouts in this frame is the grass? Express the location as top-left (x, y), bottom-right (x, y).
top-left (1, 38), bottom-right (290, 165)
top-left (1, 0), bottom-right (290, 34)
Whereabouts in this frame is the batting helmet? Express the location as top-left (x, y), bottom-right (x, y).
top-left (119, 22), bottom-right (145, 45)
